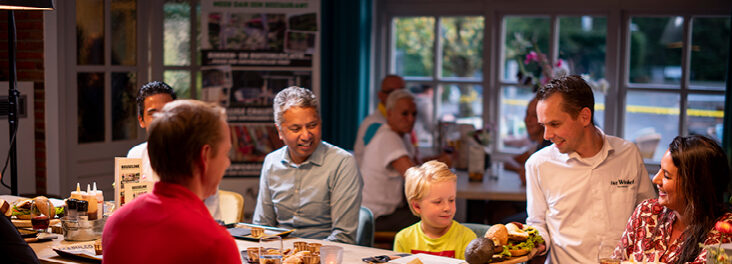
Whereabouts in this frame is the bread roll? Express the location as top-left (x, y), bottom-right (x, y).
top-left (0, 199), bottom-right (10, 217)
top-left (485, 224), bottom-right (508, 247)
top-left (506, 223), bottom-right (529, 241)
top-left (33, 196), bottom-right (56, 218)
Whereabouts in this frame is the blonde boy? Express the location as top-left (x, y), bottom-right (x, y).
top-left (394, 161), bottom-right (476, 259)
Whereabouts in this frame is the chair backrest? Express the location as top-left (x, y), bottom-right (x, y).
top-left (462, 223), bottom-right (492, 237)
top-left (218, 190), bottom-right (244, 224)
top-left (357, 206), bottom-right (374, 247)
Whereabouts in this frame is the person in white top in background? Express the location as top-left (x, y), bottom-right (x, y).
top-left (353, 75), bottom-right (406, 165)
top-left (525, 75), bottom-right (655, 264)
top-left (361, 89), bottom-right (452, 232)
top-left (127, 81), bottom-right (222, 220)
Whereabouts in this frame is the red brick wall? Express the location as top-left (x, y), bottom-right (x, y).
top-left (0, 10), bottom-right (46, 194)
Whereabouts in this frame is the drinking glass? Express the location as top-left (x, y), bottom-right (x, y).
top-left (319, 245), bottom-right (343, 264)
top-left (259, 235), bottom-right (282, 264)
top-left (31, 199), bottom-right (53, 233)
top-left (598, 238), bottom-right (622, 264)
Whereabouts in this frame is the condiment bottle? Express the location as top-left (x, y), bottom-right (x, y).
top-left (70, 183), bottom-right (84, 200)
top-left (66, 199), bottom-right (78, 219)
top-left (84, 184), bottom-right (98, 220)
top-left (93, 182), bottom-right (104, 219)
top-left (77, 200), bottom-right (89, 221)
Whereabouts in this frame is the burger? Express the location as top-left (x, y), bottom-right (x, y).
top-left (484, 222), bottom-right (544, 259)
top-left (11, 199), bottom-right (33, 220)
top-left (10, 196), bottom-right (60, 220)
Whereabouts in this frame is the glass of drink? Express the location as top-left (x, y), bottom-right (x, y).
top-left (319, 245), bottom-right (343, 264)
top-left (259, 235), bottom-right (282, 264)
top-left (598, 238), bottom-right (622, 264)
top-left (31, 199), bottom-right (53, 233)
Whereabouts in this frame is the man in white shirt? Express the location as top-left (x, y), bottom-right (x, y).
top-left (127, 81), bottom-right (222, 220)
top-left (353, 75), bottom-right (406, 165)
top-left (526, 75), bottom-right (655, 263)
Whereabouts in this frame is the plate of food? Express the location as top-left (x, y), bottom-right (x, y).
top-left (227, 223), bottom-right (294, 241)
top-left (9, 196), bottom-right (64, 228)
top-left (52, 243), bottom-right (102, 263)
top-left (465, 222), bottom-right (543, 264)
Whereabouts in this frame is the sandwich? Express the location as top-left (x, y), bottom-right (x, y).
top-left (11, 196), bottom-right (60, 220)
top-left (11, 199), bottom-right (33, 220)
top-left (484, 222), bottom-right (544, 259)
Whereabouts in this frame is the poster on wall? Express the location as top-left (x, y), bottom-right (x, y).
top-left (201, 0), bottom-right (319, 176)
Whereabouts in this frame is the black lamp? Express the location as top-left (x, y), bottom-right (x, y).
top-left (0, 0), bottom-right (53, 195)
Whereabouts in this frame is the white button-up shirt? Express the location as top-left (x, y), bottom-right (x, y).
top-left (525, 128), bottom-right (656, 264)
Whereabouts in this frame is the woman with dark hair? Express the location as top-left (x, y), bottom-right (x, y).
top-left (614, 135), bottom-right (732, 263)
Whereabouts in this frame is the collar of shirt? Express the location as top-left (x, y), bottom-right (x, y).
top-left (280, 142), bottom-right (327, 168)
top-left (562, 127), bottom-right (616, 166)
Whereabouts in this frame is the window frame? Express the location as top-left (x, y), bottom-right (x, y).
top-left (378, 2), bottom-right (729, 166)
top-left (150, 0), bottom-right (202, 99)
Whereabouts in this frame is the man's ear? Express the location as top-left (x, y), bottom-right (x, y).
top-left (198, 144), bottom-right (212, 176)
top-left (580, 107), bottom-right (592, 126)
top-left (138, 115), bottom-right (146, 129)
top-left (275, 124), bottom-right (285, 141)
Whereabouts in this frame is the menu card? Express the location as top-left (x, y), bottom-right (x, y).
top-left (114, 157), bottom-right (151, 208)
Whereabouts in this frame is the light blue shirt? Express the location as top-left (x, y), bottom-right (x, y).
top-left (253, 141), bottom-right (363, 244)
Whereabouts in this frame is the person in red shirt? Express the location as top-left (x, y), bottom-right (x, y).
top-left (103, 100), bottom-right (240, 264)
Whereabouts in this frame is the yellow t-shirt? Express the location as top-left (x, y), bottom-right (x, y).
top-left (394, 220), bottom-right (477, 260)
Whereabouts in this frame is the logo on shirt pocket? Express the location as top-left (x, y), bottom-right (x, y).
top-left (610, 178), bottom-right (634, 188)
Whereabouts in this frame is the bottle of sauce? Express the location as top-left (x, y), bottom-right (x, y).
top-left (93, 182), bottom-right (104, 219)
top-left (84, 184), bottom-right (98, 220)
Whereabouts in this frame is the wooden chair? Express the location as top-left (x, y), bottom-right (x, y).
top-left (218, 190), bottom-right (244, 224)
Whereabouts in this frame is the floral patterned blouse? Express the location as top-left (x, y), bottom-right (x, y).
top-left (613, 199), bottom-right (732, 264)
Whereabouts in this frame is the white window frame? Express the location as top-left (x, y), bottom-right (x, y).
top-left (376, 1), bottom-right (730, 166)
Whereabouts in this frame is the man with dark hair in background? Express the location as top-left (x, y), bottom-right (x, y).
top-left (126, 81), bottom-right (222, 220)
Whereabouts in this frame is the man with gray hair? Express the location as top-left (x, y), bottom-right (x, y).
top-left (253, 86), bottom-right (363, 244)
top-left (360, 89), bottom-right (421, 231)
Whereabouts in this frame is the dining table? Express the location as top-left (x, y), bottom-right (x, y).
top-left (456, 162), bottom-right (526, 202)
top-left (27, 235), bottom-right (401, 264)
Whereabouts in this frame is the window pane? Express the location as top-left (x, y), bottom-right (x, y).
top-left (559, 16), bottom-right (607, 80)
top-left (408, 83), bottom-right (435, 147)
top-left (164, 70), bottom-right (191, 98)
top-left (78, 72), bottom-right (105, 143)
top-left (111, 0), bottom-right (136, 66)
top-left (624, 91), bottom-right (680, 162)
top-left (502, 16), bottom-right (550, 83)
top-left (690, 17), bottom-right (730, 90)
top-left (594, 91), bottom-right (605, 129)
top-left (437, 84), bottom-right (483, 129)
top-left (76, 0), bottom-right (104, 65)
top-left (628, 17), bottom-right (684, 85)
top-left (393, 17), bottom-right (435, 77)
top-left (687, 93), bottom-right (725, 142)
top-left (440, 16), bottom-right (484, 78)
top-left (111, 72), bottom-right (137, 140)
top-left (498, 85), bottom-right (534, 151)
top-left (164, 0), bottom-right (191, 66)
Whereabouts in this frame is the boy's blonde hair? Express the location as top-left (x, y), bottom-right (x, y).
top-left (404, 160), bottom-right (456, 216)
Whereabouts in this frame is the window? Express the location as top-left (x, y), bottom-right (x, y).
top-left (391, 16), bottom-right (484, 147)
top-left (76, 0), bottom-right (139, 143)
top-left (499, 15), bottom-right (607, 152)
top-left (624, 16), bottom-right (729, 162)
top-left (161, 0), bottom-right (202, 99)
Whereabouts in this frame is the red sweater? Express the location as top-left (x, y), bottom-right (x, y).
top-left (102, 182), bottom-right (240, 264)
